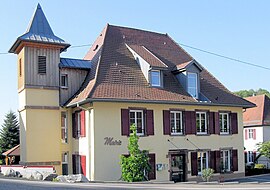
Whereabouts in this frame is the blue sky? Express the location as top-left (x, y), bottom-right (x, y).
top-left (0, 1), bottom-right (269, 126)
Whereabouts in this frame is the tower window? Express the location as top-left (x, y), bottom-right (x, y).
top-left (38, 56), bottom-right (46, 74)
top-left (61, 74), bottom-right (68, 88)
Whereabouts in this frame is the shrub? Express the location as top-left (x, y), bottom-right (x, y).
top-left (201, 168), bottom-right (214, 182)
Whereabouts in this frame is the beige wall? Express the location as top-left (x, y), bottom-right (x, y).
top-left (90, 102), bottom-right (244, 181)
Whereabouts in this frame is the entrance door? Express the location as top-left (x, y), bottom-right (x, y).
top-left (170, 154), bottom-right (186, 182)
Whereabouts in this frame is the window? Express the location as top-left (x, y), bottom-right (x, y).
top-left (151, 70), bottom-right (161, 87)
top-left (219, 113), bottom-right (229, 134)
top-left (248, 129), bottom-right (255, 139)
top-left (62, 152), bottom-right (68, 175)
top-left (72, 154), bottom-right (86, 175)
top-left (19, 58), bottom-right (22, 77)
top-left (170, 111), bottom-right (183, 135)
top-left (38, 56), bottom-right (46, 74)
top-left (247, 151), bottom-right (255, 163)
top-left (130, 110), bottom-right (144, 136)
top-left (187, 72), bottom-right (198, 98)
top-left (196, 112), bottom-right (207, 134)
top-left (197, 151), bottom-right (209, 175)
top-left (72, 110), bottom-right (86, 139)
top-left (220, 150), bottom-right (231, 172)
top-left (72, 154), bottom-right (81, 174)
top-left (61, 112), bottom-right (68, 143)
top-left (61, 74), bottom-right (68, 88)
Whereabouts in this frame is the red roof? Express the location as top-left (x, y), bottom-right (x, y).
top-left (2, 145), bottom-right (20, 156)
top-left (244, 95), bottom-right (270, 126)
top-left (67, 24), bottom-right (254, 108)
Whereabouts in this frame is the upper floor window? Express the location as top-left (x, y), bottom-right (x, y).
top-left (130, 110), bottom-right (144, 136)
top-left (151, 70), bottom-right (161, 87)
top-left (72, 110), bottom-right (86, 139)
top-left (187, 72), bottom-right (198, 98)
top-left (61, 74), bottom-right (68, 88)
top-left (196, 112), bottom-right (207, 134)
top-left (38, 56), bottom-right (46, 74)
top-left (61, 112), bottom-right (68, 143)
top-left (220, 113), bottom-right (229, 134)
top-left (121, 109), bottom-right (154, 136)
top-left (170, 111), bottom-right (183, 135)
top-left (248, 129), bottom-right (256, 139)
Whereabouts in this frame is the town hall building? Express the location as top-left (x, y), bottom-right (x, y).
top-left (9, 4), bottom-right (254, 182)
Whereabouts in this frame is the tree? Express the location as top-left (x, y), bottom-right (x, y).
top-left (257, 141), bottom-right (270, 160)
top-left (234, 88), bottom-right (270, 98)
top-left (0, 110), bottom-right (19, 163)
top-left (120, 124), bottom-right (151, 182)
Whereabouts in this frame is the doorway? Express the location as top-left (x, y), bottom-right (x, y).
top-left (170, 152), bottom-right (186, 182)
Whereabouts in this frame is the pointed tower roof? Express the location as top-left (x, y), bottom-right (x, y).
top-left (9, 4), bottom-right (70, 53)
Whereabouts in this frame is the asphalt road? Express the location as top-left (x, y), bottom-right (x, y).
top-left (2, 178), bottom-right (270, 190)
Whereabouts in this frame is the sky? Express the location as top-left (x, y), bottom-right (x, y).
top-left (0, 1), bottom-right (269, 126)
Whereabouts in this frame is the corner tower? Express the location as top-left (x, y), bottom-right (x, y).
top-left (9, 4), bottom-right (70, 173)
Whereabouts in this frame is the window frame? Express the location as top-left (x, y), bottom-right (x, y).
top-left (197, 151), bottom-right (209, 175)
top-left (220, 149), bottom-right (231, 173)
top-left (129, 110), bottom-right (145, 136)
top-left (61, 112), bottom-right (68, 143)
top-left (61, 74), bottom-right (68, 88)
top-left (248, 129), bottom-right (254, 139)
top-left (170, 111), bottom-right (183, 135)
top-left (219, 112), bottom-right (230, 135)
top-left (151, 70), bottom-right (161, 87)
top-left (196, 112), bottom-right (208, 135)
top-left (187, 72), bottom-right (198, 99)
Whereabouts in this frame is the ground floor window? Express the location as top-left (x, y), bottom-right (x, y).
top-left (220, 150), bottom-right (231, 173)
top-left (62, 152), bottom-right (68, 175)
top-left (197, 151), bottom-right (209, 175)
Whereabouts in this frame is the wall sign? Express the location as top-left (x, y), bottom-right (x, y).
top-left (104, 137), bottom-right (122, 146)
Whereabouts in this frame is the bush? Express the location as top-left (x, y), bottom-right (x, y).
top-left (201, 168), bottom-right (214, 182)
top-left (254, 164), bottom-right (266, 169)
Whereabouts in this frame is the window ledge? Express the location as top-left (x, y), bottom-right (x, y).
top-left (60, 86), bottom-right (68, 89)
top-left (170, 133), bottom-right (184, 136)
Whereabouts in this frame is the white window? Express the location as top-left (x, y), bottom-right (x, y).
top-left (198, 151), bottom-right (209, 175)
top-left (170, 111), bottom-right (183, 135)
top-left (248, 129), bottom-right (255, 139)
top-left (196, 112), bottom-right (207, 134)
top-left (62, 152), bottom-right (68, 175)
top-left (247, 151), bottom-right (255, 163)
top-left (221, 150), bottom-right (231, 172)
top-left (61, 112), bottom-right (68, 143)
top-left (187, 72), bottom-right (198, 98)
top-left (130, 110), bottom-right (144, 136)
top-left (220, 113), bottom-right (229, 134)
top-left (151, 70), bottom-right (161, 87)
top-left (61, 74), bottom-right (68, 88)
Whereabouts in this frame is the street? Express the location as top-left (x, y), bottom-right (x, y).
top-left (2, 178), bottom-right (270, 190)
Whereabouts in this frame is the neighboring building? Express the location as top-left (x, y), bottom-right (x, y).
top-left (243, 94), bottom-right (270, 168)
top-left (9, 4), bottom-right (254, 182)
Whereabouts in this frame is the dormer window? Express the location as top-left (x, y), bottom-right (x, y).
top-left (151, 70), bottom-right (161, 87)
top-left (187, 72), bottom-right (198, 98)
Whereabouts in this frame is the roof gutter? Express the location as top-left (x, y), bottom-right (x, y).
top-left (66, 97), bottom-right (255, 109)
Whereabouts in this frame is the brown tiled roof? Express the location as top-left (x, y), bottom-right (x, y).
top-left (127, 44), bottom-right (168, 68)
top-left (2, 145), bottom-right (20, 156)
top-left (243, 95), bottom-right (270, 126)
top-left (67, 24), bottom-right (254, 108)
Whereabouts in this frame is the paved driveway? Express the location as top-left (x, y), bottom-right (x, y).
top-left (225, 174), bottom-right (270, 183)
